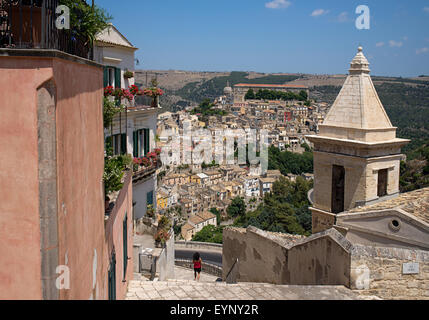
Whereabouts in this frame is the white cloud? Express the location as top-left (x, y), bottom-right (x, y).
top-left (265, 0), bottom-right (291, 9)
top-left (337, 12), bottom-right (348, 22)
top-left (311, 9), bottom-right (329, 17)
top-left (376, 42), bottom-right (385, 47)
top-left (389, 40), bottom-right (403, 48)
top-left (416, 47), bottom-right (429, 55)
top-left (423, 7), bottom-right (429, 13)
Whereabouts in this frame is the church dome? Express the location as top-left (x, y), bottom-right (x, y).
top-left (224, 81), bottom-right (233, 95)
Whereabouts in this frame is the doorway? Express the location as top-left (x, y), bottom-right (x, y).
top-left (331, 165), bottom-right (345, 214)
top-left (377, 169), bottom-right (388, 197)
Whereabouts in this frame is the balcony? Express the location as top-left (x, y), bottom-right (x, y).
top-left (133, 153), bottom-right (161, 183)
top-left (0, 0), bottom-right (93, 60)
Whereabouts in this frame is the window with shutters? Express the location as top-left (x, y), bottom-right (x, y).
top-left (133, 129), bottom-right (150, 157)
top-left (104, 67), bottom-right (122, 88)
top-left (104, 67), bottom-right (116, 87)
top-left (111, 134), bottom-right (127, 155)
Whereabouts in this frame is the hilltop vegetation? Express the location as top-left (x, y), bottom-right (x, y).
top-left (175, 71), bottom-right (301, 103)
top-left (311, 80), bottom-right (429, 154)
top-left (234, 176), bottom-right (313, 236)
top-left (400, 141), bottom-right (429, 193)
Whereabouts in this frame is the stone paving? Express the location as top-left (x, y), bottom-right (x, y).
top-left (126, 279), bottom-right (377, 300)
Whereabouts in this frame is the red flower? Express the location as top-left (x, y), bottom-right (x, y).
top-left (129, 85), bottom-right (139, 96)
top-left (104, 86), bottom-right (114, 96)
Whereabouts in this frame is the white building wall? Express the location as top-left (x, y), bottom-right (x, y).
top-left (133, 175), bottom-right (157, 220)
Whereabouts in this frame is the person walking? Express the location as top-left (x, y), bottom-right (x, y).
top-left (193, 252), bottom-right (202, 281)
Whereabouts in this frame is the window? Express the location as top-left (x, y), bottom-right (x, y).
top-left (331, 165), bottom-right (345, 214)
top-left (110, 133), bottom-right (127, 155)
top-left (147, 191), bottom-right (154, 207)
top-left (103, 67), bottom-right (122, 88)
top-left (133, 129), bottom-right (150, 157)
top-left (377, 169), bottom-right (388, 198)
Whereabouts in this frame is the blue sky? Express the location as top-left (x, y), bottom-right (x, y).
top-left (96, 0), bottom-right (429, 77)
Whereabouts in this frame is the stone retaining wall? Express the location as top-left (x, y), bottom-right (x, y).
top-left (351, 245), bottom-right (429, 300)
top-left (175, 241), bottom-right (223, 252)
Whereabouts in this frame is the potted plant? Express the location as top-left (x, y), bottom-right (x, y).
top-left (154, 229), bottom-right (170, 248)
top-left (141, 157), bottom-right (151, 167)
top-left (132, 158), bottom-right (142, 172)
top-left (146, 204), bottom-right (155, 218)
top-left (143, 88), bottom-right (164, 108)
top-left (124, 70), bottom-right (134, 79)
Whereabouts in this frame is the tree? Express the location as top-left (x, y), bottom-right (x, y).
top-left (234, 177), bottom-right (313, 236)
top-left (192, 225), bottom-right (223, 244)
top-left (210, 208), bottom-right (221, 226)
top-left (245, 88), bottom-right (255, 100)
top-left (299, 90), bottom-right (308, 101)
top-left (227, 197), bottom-right (246, 218)
top-left (59, 0), bottom-right (112, 46)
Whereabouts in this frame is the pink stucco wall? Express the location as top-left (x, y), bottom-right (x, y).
top-left (0, 57), bottom-right (53, 299)
top-left (104, 172), bottom-right (134, 300)
top-left (0, 53), bottom-right (133, 300)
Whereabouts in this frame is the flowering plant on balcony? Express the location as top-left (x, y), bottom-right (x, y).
top-left (141, 157), bottom-right (152, 167)
top-left (129, 84), bottom-right (139, 96)
top-left (113, 88), bottom-right (123, 99)
top-left (104, 86), bottom-right (114, 96)
top-left (154, 148), bottom-right (161, 156)
top-left (147, 152), bottom-right (158, 160)
top-left (122, 89), bottom-right (134, 102)
top-left (143, 88), bottom-right (164, 97)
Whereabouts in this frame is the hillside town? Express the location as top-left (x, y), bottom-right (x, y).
top-left (155, 83), bottom-right (324, 240)
top-left (1, 0), bottom-right (429, 303)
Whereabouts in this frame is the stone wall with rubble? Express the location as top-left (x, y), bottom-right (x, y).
top-left (350, 245), bottom-right (429, 300)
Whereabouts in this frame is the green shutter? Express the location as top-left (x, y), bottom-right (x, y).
top-left (108, 252), bottom-right (116, 300)
top-left (103, 67), bottom-right (109, 87)
top-left (123, 214), bottom-right (128, 279)
top-left (147, 191), bottom-right (153, 206)
top-left (115, 68), bottom-right (122, 88)
top-left (121, 134), bottom-right (127, 155)
top-left (144, 129), bottom-right (150, 155)
top-left (133, 131), bottom-right (138, 158)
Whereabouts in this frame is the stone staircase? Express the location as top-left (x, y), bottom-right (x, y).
top-left (126, 279), bottom-right (378, 300)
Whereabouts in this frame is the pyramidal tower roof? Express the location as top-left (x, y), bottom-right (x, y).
top-left (322, 47), bottom-right (392, 130)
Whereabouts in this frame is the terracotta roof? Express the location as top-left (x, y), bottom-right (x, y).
top-left (198, 211), bottom-right (216, 221)
top-left (189, 215), bottom-right (205, 225)
top-left (181, 223), bottom-right (194, 232)
top-left (234, 83), bottom-right (308, 89)
top-left (347, 187), bottom-right (429, 225)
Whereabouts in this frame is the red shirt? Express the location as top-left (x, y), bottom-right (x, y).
top-left (193, 260), bottom-right (201, 269)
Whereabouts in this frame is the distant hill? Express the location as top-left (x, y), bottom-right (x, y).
top-left (134, 70), bottom-right (302, 111)
top-left (135, 70), bottom-right (429, 152)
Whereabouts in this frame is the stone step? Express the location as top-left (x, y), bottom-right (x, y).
top-left (126, 280), bottom-right (378, 300)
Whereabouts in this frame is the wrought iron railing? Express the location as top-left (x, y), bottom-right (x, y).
top-left (225, 258), bottom-right (238, 284)
top-left (175, 258), bottom-right (223, 278)
top-left (0, 0), bottom-right (92, 59)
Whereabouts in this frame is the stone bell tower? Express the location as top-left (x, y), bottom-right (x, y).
top-left (307, 47), bottom-right (409, 234)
